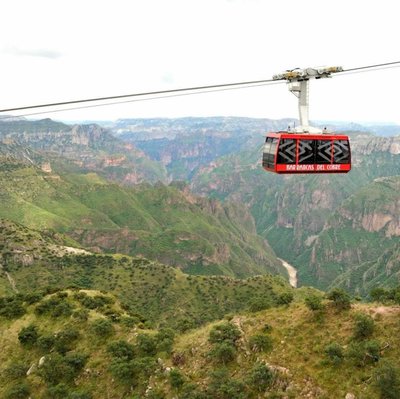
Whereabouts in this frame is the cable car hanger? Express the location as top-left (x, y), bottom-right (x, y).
top-left (263, 66), bottom-right (351, 174)
top-left (272, 66), bottom-right (343, 133)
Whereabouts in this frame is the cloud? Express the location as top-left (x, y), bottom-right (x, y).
top-left (2, 46), bottom-right (62, 59)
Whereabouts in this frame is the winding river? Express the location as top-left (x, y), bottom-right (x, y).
top-left (278, 258), bottom-right (298, 288)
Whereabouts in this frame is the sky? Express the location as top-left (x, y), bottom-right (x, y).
top-left (0, 0), bottom-right (399, 124)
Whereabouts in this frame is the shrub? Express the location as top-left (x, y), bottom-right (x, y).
top-left (324, 342), bottom-right (344, 364)
top-left (39, 352), bottom-right (85, 385)
top-left (0, 298), bottom-right (26, 319)
top-left (370, 287), bottom-right (390, 303)
top-left (90, 318), bottom-right (114, 338)
top-left (353, 313), bottom-right (375, 340)
top-left (209, 342), bottom-right (237, 364)
top-left (248, 297), bottom-right (272, 312)
top-left (326, 288), bottom-right (351, 310)
top-left (18, 325), bottom-right (39, 346)
top-left (248, 334), bottom-right (273, 353)
top-left (136, 333), bottom-right (157, 356)
top-left (37, 334), bottom-right (56, 352)
top-left (373, 360), bottom-right (400, 399)
top-left (248, 363), bottom-right (275, 392)
top-left (305, 295), bottom-right (324, 311)
top-left (4, 362), bottom-right (28, 380)
top-left (207, 368), bottom-right (246, 399)
top-left (4, 383), bottom-right (30, 399)
top-left (44, 383), bottom-right (70, 399)
top-left (277, 292), bottom-right (294, 305)
top-left (107, 340), bottom-right (135, 360)
top-left (209, 322), bottom-right (241, 346)
top-left (156, 328), bottom-right (175, 354)
top-left (109, 358), bottom-right (134, 383)
top-left (170, 369), bottom-right (185, 389)
top-left (54, 327), bottom-right (80, 354)
top-left (72, 308), bottom-right (89, 322)
top-left (347, 340), bottom-right (380, 367)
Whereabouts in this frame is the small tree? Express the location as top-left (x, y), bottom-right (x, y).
top-left (169, 369), bottom-right (185, 389)
top-left (210, 342), bottom-right (237, 365)
top-left (248, 334), bottom-right (273, 353)
top-left (107, 340), bottom-right (135, 360)
top-left (209, 322), bottom-right (241, 346)
top-left (305, 295), bottom-right (324, 311)
top-left (90, 318), bottom-right (114, 338)
top-left (136, 333), bottom-right (157, 357)
top-left (18, 325), bottom-right (39, 346)
top-left (324, 342), bottom-right (344, 365)
top-left (277, 292), bottom-right (294, 306)
top-left (353, 313), bottom-right (375, 340)
top-left (326, 288), bottom-right (351, 310)
top-left (248, 363), bottom-right (275, 392)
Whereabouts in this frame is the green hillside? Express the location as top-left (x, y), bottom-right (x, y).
top-left (0, 159), bottom-right (284, 278)
top-left (1, 287), bottom-right (400, 398)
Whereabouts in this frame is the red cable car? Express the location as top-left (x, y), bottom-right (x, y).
top-left (262, 131), bottom-right (351, 174)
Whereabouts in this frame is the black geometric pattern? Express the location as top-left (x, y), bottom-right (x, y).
top-left (333, 140), bottom-right (350, 163)
top-left (315, 140), bottom-right (332, 163)
top-left (298, 140), bottom-right (314, 164)
top-left (277, 139), bottom-right (296, 164)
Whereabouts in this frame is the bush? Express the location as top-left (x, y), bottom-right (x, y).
top-left (277, 292), bottom-right (294, 306)
top-left (44, 383), bottom-right (70, 399)
top-left (248, 334), bottom-right (273, 353)
top-left (353, 313), bottom-right (375, 340)
top-left (18, 325), bottom-right (39, 346)
top-left (109, 358), bottom-right (134, 383)
top-left (370, 287), bottom-right (390, 303)
top-left (54, 327), bottom-right (80, 354)
top-left (90, 318), bottom-right (114, 338)
top-left (170, 369), bottom-right (185, 389)
top-left (347, 340), bottom-right (380, 367)
top-left (4, 362), bottom-right (28, 380)
top-left (305, 295), bottom-right (324, 311)
top-left (209, 342), bottom-right (237, 364)
top-left (326, 288), bottom-right (351, 310)
top-left (207, 368), bottom-right (247, 399)
top-left (0, 298), bottom-right (26, 319)
top-left (39, 352), bottom-right (84, 385)
top-left (136, 333), bottom-right (157, 357)
top-left (248, 297), bottom-right (272, 312)
top-left (72, 308), bottom-right (89, 322)
top-left (156, 328), bottom-right (175, 354)
top-left (324, 342), bottom-right (344, 364)
top-left (248, 363), bottom-right (275, 392)
top-left (37, 334), bottom-right (56, 352)
top-left (4, 383), bottom-right (30, 399)
top-left (209, 322), bottom-right (241, 346)
top-left (107, 340), bottom-right (135, 360)
top-left (373, 360), bottom-right (400, 399)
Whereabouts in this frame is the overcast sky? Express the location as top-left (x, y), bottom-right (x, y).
top-left (1, 0), bottom-right (399, 124)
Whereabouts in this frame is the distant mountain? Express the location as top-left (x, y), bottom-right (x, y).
top-left (0, 118), bottom-right (167, 185)
top-left (109, 117), bottom-right (294, 180)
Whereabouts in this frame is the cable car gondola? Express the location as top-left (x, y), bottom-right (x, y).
top-left (263, 131), bottom-right (351, 173)
top-left (262, 66), bottom-right (351, 174)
